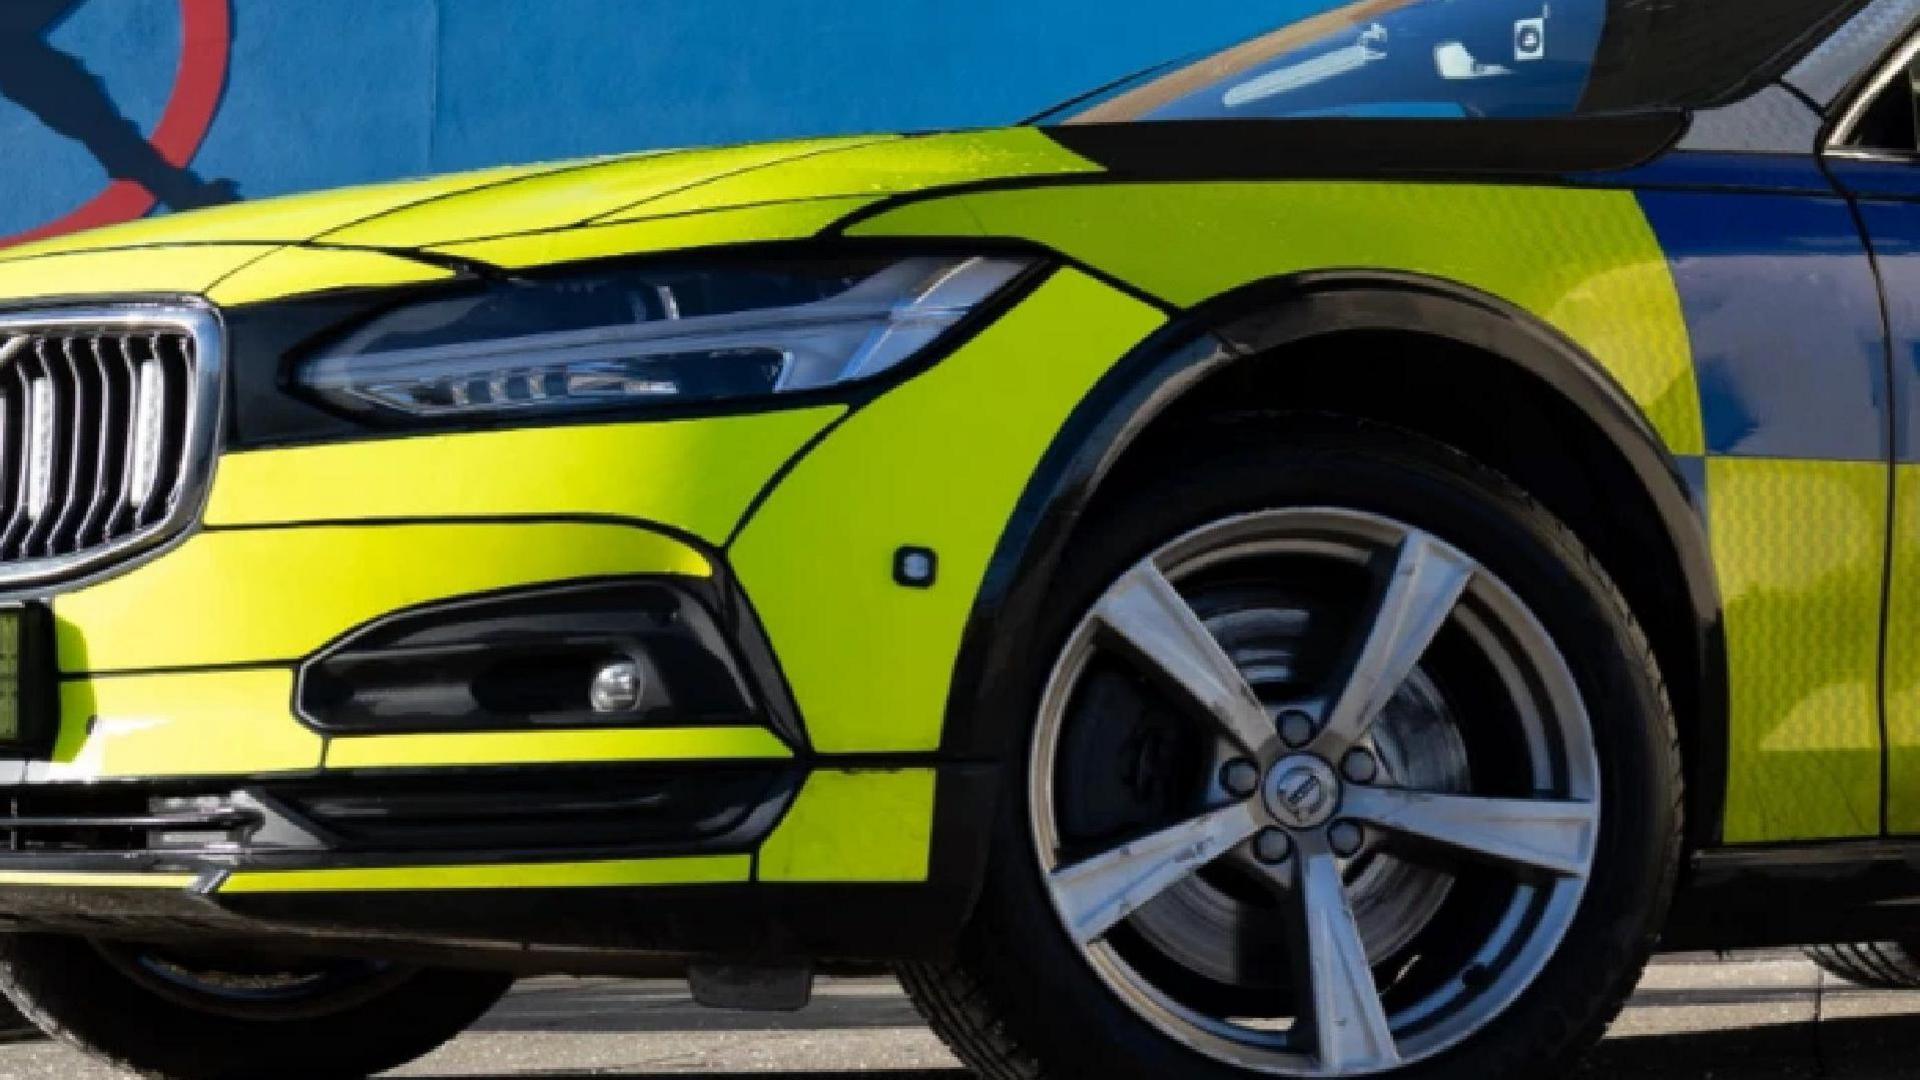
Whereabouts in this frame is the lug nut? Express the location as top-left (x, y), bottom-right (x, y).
top-left (1254, 829), bottom-right (1294, 866)
top-left (1341, 748), bottom-right (1380, 785)
top-left (1278, 710), bottom-right (1316, 748)
top-left (1219, 759), bottom-right (1261, 799)
top-left (1328, 821), bottom-right (1365, 858)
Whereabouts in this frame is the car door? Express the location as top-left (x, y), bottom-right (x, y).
top-left (1624, 106), bottom-right (1893, 844)
top-left (1827, 34), bottom-right (1920, 835)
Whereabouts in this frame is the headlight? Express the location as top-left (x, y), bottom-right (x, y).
top-left (295, 255), bottom-right (1035, 420)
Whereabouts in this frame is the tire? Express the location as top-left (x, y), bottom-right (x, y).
top-left (901, 419), bottom-right (1682, 1080)
top-left (0, 996), bottom-right (40, 1042)
top-left (1805, 943), bottom-right (1920, 989)
top-left (0, 933), bottom-right (514, 1079)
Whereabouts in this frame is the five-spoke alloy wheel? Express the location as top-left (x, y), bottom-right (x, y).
top-left (903, 423), bottom-right (1680, 1080)
top-left (1032, 509), bottom-right (1599, 1075)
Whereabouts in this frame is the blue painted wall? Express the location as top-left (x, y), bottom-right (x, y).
top-left (0, 1), bottom-right (1305, 243)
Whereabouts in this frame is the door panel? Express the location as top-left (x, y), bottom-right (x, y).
top-left (1708, 458), bottom-right (1888, 841)
top-left (1842, 193), bottom-right (1920, 832)
top-left (1635, 178), bottom-right (1891, 842)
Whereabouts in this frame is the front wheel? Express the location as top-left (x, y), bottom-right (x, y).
top-left (903, 423), bottom-right (1682, 1079)
top-left (0, 933), bottom-right (513, 1079)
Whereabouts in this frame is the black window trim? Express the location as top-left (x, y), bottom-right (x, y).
top-left (1828, 24), bottom-right (1920, 161)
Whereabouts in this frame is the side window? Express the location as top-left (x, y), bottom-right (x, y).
top-left (1843, 55), bottom-right (1920, 154)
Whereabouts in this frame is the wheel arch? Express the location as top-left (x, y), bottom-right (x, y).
top-left (942, 269), bottom-right (1727, 853)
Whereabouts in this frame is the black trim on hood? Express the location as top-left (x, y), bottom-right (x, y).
top-left (1041, 112), bottom-right (1687, 182)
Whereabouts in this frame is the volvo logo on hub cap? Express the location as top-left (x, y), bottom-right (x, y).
top-left (1264, 756), bottom-right (1341, 829)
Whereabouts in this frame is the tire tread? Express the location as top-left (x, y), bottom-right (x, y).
top-left (1806, 942), bottom-right (1920, 989)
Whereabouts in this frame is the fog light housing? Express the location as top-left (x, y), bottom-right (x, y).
top-left (296, 580), bottom-right (762, 734)
top-left (589, 660), bottom-right (646, 714)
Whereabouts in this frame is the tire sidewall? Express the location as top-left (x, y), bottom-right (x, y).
top-left (0, 933), bottom-right (514, 1080)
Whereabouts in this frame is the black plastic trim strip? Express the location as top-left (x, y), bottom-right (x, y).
top-left (200, 511), bottom-right (718, 561)
top-left (294, 570), bottom-right (806, 752)
top-left (59, 659), bottom-right (294, 683)
top-left (294, 578), bottom-right (770, 738)
top-left (1041, 114), bottom-right (1688, 182)
top-left (1667, 838), bottom-right (1920, 949)
top-left (0, 761), bottom-right (1003, 967)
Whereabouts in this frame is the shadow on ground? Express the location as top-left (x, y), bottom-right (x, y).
top-left (419, 1011), bottom-right (1920, 1080)
top-left (8, 958), bottom-right (1917, 1079)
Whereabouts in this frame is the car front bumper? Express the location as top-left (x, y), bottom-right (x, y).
top-left (0, 251), bottom-right (1169, 959)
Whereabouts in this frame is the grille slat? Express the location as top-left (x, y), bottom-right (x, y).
top-left (0, 358), bottom-right (34, 561)
top-left (75, 337), bottom-right (131, 549)
top-left (0, 342), bottom-right (21, 547)
top-left (0, 311), bottom-right (213, 589)
top-left (141, 334), bottom-right (192, 528)
top-left (100, 336), bottom-right (141, 543)
top-left (18, 340), bottom-right (68, 559)
top-left (47, 336), bottom-right (102, 555)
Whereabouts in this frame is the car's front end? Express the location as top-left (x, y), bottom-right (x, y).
top-left (0, 129), bottom-right (1163, 966)
top-left (0, 0), bottom-right (1903, 1077)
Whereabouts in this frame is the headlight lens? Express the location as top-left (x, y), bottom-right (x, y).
top-left (296, 255), bottom-right (1034, 420)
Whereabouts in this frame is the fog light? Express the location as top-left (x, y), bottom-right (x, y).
top-left (589, 660), bottom-right (645, 714)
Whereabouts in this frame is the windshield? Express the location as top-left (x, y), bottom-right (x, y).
top-left (1047, 0), bottom-right (1604, 124)
top-left (1040, 0), bottom-right (1849, 125)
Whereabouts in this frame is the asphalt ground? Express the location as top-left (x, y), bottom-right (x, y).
top-left (0, 951), bottom-right (1911, 1077)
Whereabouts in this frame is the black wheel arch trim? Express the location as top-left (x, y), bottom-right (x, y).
top-left (938, 269), bottom-right (1730, 850)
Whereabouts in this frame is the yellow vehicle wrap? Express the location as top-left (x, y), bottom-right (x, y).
top-left (0, 123), bottom-right (1892, 904)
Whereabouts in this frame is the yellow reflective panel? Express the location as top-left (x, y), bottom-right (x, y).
top-left (757, 769), bottom-right (935, 882)
top-left (0, 872), bottom-right (197, 889)
top-left (846, 197), bottom-right (986, 238)
top-left (0, 245), bottom-right (277, 304)
top-left (434, 199), bottom-right (876, 269)
top-left (1880, 466), bottom-right (1920, 833)
top-left (218, 854), bottom-right (749, 894)
top-left (733, 270), bottom-right (1165, 753)
top-left (50, 670), bottom-right (320, 780)
top-left (326, 726), bottom-right (791, 769)
top-left (55, 523), bottom-right (709, 673)
top-left (206, 407), bottom-right (841, 542)
top-left (208, 247), bottom-right (454, 307)
top-left (615, 129), bottom-right (1100, 221)
top-left (0, 162), bottom-right (567, 263)
top-left (324, 137), bottom-right (888, 249)
top-left (1712, 458), bottom-right (1886, 842)
top-left (854, 183), bottom-right (1705, 456)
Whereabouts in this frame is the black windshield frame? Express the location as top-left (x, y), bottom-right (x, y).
top-left (1038, 0), bottom-right (1870, 126)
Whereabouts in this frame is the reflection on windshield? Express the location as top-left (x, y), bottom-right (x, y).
top-left (1048, 0), bottom-right (1608, 124)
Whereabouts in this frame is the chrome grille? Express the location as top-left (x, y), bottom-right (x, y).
top-left (0, 307), bottom-right (221, 593)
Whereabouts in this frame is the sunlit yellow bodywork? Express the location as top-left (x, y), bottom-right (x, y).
top-left (1710, 458), bottom-right (1887, 842)
top-left (56, 523), bottom-right (712, 672)
top-left (217, 854), bottom-right (752, 894)
top-left (758, 769), bottom-right (938, 883)
top-left (732, 270), bottom-right (1166, 752)
top-left (852, 182), bottom-right (1705, 454)
top-left (1880, 466), bottom-right (1920, 835)
top-left (0, 123), bottom-right (1878, 901)
top-left (54, 670), bottom-right (319, 779)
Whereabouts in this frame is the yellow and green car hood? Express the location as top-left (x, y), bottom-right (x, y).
top-left (0, 128), bottom-right (1100, 305)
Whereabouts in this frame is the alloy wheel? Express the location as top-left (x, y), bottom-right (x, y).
top-left (1030, 508), bottom-right (1600, 1076)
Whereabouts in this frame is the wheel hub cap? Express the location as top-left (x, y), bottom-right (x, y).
top-left (1264, 755), bottom-right (1341, 830)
